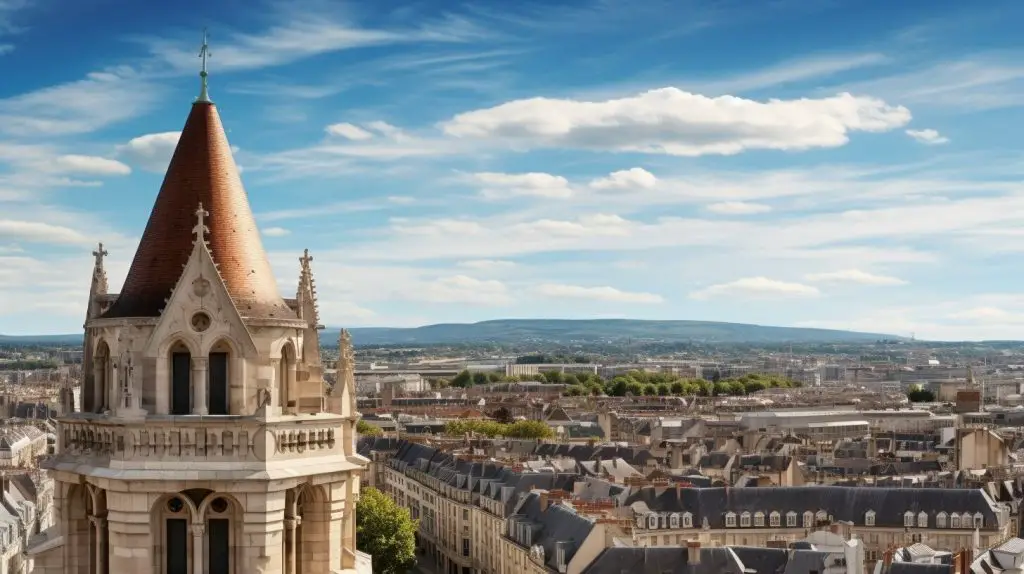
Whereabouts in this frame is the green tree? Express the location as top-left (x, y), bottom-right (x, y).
top-left (472, 372), bottom-right (490, 386)
top-left (356, 487), bottom-right (417, 574)
top-left (491, 406), bottom-right (514, 424)
top-left (451, 370), bottom-right (472, 388)
top-left (907, 385), bottom-right (936, 402)
top-left (357, 420), bottom-right (383, 437)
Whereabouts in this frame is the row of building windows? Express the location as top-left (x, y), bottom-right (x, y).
top-left (901, 511), bottom-right (984, 529)
top-left (638, 509), bottom-right (986, 530)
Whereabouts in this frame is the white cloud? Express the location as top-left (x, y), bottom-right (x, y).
top-left (0, 220), bottom-right (92, 245)
top-left (457, 259), bottom-right (516, 270)
top-left (690, 277), bottom-right (820, 300)
top-left (118, 131), bottom-right (181, 173)
top-left (705, 201), bottom-right (771, 215)
top-left (141, 10), bottom-right (490, 74)
top-left (262, 227), bottom-right (291, 237)
top-left (906, 128), bottom-right (949, 145)
top-left (804, 269), bottom-right (907, 286)
top-left (472, 171), bottom-right (573, 199)
top-left (326, 123), bottom-right (374, 140)
top-left (413, 275), bottom-right (512, 305)
top-left (947, 307), bottom-right (1015, 322)
top-left (0, 44), bottom-right (11, 55)
top-left (441, 88), bottom-right (911, 156)
top-left (0, 69), bottom-right (160, 136)
top-left (53, 155), bottom-right (131, 176)
top-left (691, 53), bottom-right (889, 94)
top-left (534, 283), bottom-right (663, 304)
top-left (589, 168), bottom-right (657, 190)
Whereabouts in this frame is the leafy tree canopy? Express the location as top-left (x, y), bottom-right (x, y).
top-left (357, 420), bottom-right (383, 437)
top-left (356, 487), bottom-right (418, 574)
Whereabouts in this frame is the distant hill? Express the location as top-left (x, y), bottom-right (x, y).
top-left (0, 333), bottom-right (83, 345)
top-left (0, 318), bottom-right (897, 347)
top-left (326, 319), bottom-right (896, 346)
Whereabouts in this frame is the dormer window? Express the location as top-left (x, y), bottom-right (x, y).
top-left (669, 513), bottom-right (679, 529)
top-left (974, 513), bottom-right (984, 528)
top-left (917, 512), bottom-right (928, 528)
top-left (648, 514), bottom-right (658, 529)
top-left (754, 512), bottom-right (765, 527)
top-left (770, 511), bottom-right (780, 527)
top-left (815, 510), bottom-right (827, 524)
top-left (904, 511), bottom-right (914, 527)
top-left (937, 512), bottom-right (947, 528)
top-left (725, 512), bottom-right (737, 527)
top-left (786, 511), bottom-right (797, 527)
top-left (740, 512), bottom-right (751, 527)
top-left (682, 512), bottom-right (693, 528)
top-left (803, 512), bottom-right (813, 528)
top-left (962, 513), bottom-right (972, 528)
top-left (951, 514), bottom-right (961, 529)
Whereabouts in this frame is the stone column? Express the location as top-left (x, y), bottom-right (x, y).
top-left (284, 516), bottom-right (301, 574)
top-left (192, 522), bottom-right (205, 574)
top-left (92, 358), bottom-right (105, 412)
top-left (193, 357), bottom-right (208, 415)
top-left (89, 515), bottom-right (107, 574)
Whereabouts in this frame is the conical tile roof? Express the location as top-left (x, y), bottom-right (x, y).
top-left (104, 102), bottom-right (293, 319)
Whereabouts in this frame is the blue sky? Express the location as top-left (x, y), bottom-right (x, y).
top-left (1, 0), bottom-right (1023, 339)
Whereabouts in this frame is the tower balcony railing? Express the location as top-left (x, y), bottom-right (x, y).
top-left (49, 412), bottom-right (351, 470)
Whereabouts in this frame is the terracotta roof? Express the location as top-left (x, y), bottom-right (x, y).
top-left (104, 102), bottom-right (294, 320)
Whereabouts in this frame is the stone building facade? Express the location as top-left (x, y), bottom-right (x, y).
top-left (33, 64), bottom-right (369, 574)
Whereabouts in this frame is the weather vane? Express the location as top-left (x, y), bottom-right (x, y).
top-left (197, 28), bottom-right (212, 103)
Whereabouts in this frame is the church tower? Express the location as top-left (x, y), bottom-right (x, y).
top-left (40, 33), bottom-right (369, 574)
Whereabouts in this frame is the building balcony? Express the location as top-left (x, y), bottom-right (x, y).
top-left (44, 413), bottom-right (362, 480)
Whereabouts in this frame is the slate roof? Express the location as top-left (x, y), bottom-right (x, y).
top-left (511, 492), bottom-right (595, 571)
top-left (624, 485), bottom-right (1003, 529)
top-left (583, 546), bottom-right (848, 574)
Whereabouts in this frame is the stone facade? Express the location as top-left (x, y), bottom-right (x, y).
top-left (36, 88), bottom-right (369, 574)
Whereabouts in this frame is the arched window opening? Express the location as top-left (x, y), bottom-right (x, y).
top-left (208, 340), bottom-right (232, 415)
top-left (94, 341), bottom-right (111, 413)
top-left (153, 494), bottom-right (192, 574)
top-left (204, 495), bottom-right (237, 574)
top-left (279, 343), bottom-right (297, 414)
top-left (169, 343), bottom-right (192, 415)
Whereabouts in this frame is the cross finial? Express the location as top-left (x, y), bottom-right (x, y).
top-left (92, 242), bottom-right (108, 268)
top-left (300, 248), bottom-right (313, 270)
top-left (194, 202), bottom-right (210, 243)
top-left (197, 28), bottom-right (212, 103)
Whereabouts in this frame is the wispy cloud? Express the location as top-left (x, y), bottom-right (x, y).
top-left (137, 8), bottom-right (495, 75)
top-left (689, 52), bottom-right (889, 94)
top-left (906, 128), bottom-right (950, 145)
top-left (834, 52), bottom-right (1024, 111)
top-left (0, 70), bottom-right (161, 137)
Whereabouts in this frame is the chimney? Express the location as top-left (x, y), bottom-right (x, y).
top-left (539, 491), bottom-right (549, 512)
top-left (883, 547), bottom-right (893, 567)
top-left (686, 541), bottom-right (701, 564)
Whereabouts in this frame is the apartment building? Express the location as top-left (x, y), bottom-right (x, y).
top-left (374, 439), bottom-right (1020, 573)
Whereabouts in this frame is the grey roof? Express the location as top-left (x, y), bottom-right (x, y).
top-left (624, 485), bottom-right (1002, 529)
top-left (511, 492), bottom-right (595, 571)
top-left (584, 546), bottom-right (847, 574)
top-left (582, 546), bottom-right (745, 574)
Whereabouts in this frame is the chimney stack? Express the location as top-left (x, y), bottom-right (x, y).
top-left (539, 491), bottom-right (550, 511)
top-left (686, 541), bottom-right (701, 564)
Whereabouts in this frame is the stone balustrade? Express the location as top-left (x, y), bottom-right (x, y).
top-left (53, 414), bottom-right (349, 469)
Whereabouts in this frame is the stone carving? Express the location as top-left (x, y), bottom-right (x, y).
top-left (62, 420), bottom-right (339, 461)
